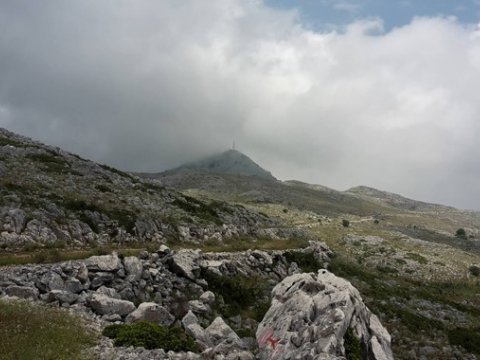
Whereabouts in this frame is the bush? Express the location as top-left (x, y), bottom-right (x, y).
top-left (284, 251), bottom-right (322, 273)
top-left (456, 228), bottom-right (467, 238)
top-left (469, 265), bottom-right (480, 277)
top-left (342, 219), bottom-right (350, 228)
top-left (448, 327), bottom-right (480, 356)
top-left (103, 322), bottom-right (199, 352)
top-left (344, 327), bottom-right (362, 360)
top-left (201, 269), bottom-right (269, 320)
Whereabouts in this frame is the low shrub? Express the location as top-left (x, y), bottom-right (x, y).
top-left (448, 327), bottom-right (480, 356)
top-left (344, 327), bottom-right (362, 360)
top-left (102, 322), bottom-right (199, 352)
top-left (284, 251), bottom-right (322, 273)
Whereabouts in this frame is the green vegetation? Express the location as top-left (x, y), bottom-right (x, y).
top-left (172, 196), bottom-right (227, 225)
top-left (456, 228), bottom-right (467, 238)
top-left (448, 327), bottom-right (480, 356)
top-left (27, 153), bottom-right (72, 174)
top-left (284, 250), bottom-right (322, 272)
top-left (405, 252), bottom-right (428, 264)
top-left (95, 184), bottom-right (112, 193)
top-left (0, 299), bottom-right (95, 360)
top-left (344, 327), bottom-right (362, 360)
top-left (342, 219), bottom-right (350, 228)
top-left (469, 265), bottom-right (480, 277)
top-left (201, 269), bottom-right (270, 321)
top-left (0, 136), bottom-right (28, 148)
top-left (103, 322), bottom-right (198, 352)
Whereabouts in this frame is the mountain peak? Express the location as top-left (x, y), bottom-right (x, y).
top-left (172, 149), bottom-right (276, 180)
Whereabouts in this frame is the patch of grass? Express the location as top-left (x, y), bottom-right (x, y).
top-left (103, 322), bottom-right (198, 352)
top-left (405, 252), bottom-right (428, 264)
top-left (448, 327), bottom-right (480, 356)
top-left (376, 264), bottom-right (399, 274)
top-left (0, 299), bottom-right (95, 360)
top-left (99, 164), bottom-right (135, 180)
top-left (344, 327), bottom-right (362, 360)
top-left (0, 136), bottom-right (28, 148)
top-left (95, 184), bottom-right (112, 193)
top-left (27, 153), bottom-right (71, 174)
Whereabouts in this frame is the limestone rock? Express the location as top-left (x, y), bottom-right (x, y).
top-left (256, 270), bottom-right (393, 360)
top-left (47, 289), bottom-right (79, 304)
top-left (125, 302), bottom-right (175, 326)
top-left (85, 253), bottom-right (122, 272)
top-left (5, 285), bottom-right (39, 299)
top-left (87, 293), bottom-right (135, 316)
top-left (168, 249), bottom-right (201, 280)
top-left (124, 256), bottom-right (143, 282)
top-left (205, 317), bottom-right (241, 346)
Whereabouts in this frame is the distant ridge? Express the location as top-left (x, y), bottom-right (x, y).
top-left (165, 149), bottom-right (276, 180)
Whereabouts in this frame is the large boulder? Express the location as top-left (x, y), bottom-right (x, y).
top-left (87, 293), bottom-right (135, 316)
top-left (123, 256), bottom-right (143, 282)
top-left (125, 302), bottom-right (175, 326)
top-left (168, 249), bottom-right (201, 280)
top-left (85, 253), bottom-right (122, 272)
top-left (5, 285), bottom-right (39, 300)
top-left (256, 270), bottom-right (393, 360)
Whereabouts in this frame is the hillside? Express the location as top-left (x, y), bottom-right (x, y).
top-left (0, 128), bottom-right (278, 251)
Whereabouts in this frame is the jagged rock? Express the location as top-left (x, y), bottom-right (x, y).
top-left (87, 293), bottom-right (135, 316)
top-left (256, 270), bottom-right (393, 360)
top-left (47, 289), bottom-right (79, 304)
top-left (96, 285), bottom-right (121, 299)
top-left (90, 272), bottom-right (114, 289)
top-left (37, 271), bottom-right (65, 292)
top-left (65, 278), bottom-right (84, 293)
top-left (5, 285), bottom-right (39, 299)
top-left (182, 311), bottom-right (212, 349)
top-left (124, 256), bottom-right (143, 281)
top-left (188, 300), bottom-right (211, 315)
top-left (200, 290), bottom-right (215, 305)
top-left (169, 249), bottom-right (201, 280)
top-left (85, 253), bottom-right (122, 272)
top-left (125, 302), bottom-right (175, 326)
top-left (205, 317), bottom-right (241, 346)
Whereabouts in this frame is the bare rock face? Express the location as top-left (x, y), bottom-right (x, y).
top-left (256, 270), bottom-right (393, 360)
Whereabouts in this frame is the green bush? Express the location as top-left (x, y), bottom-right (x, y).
top-left (469, 265), bottom-right (480, 277)
top-left (342, 219), bottom-right (350, 228)
top-left (102, 322), bottom-right (199, 352)
top-left (344, 327), bottom-right (362, 360)
top-left (284, 251), bottom-right (322, 273)
top-left (201, 269), bottom-right (269, 320)
top-left (456, 228), bottom-right (467, 238)
top-left (448, 327), bottom-right (480, 356)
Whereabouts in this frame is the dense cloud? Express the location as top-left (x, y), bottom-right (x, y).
top-left (0, 0), bottom-right (480, 209)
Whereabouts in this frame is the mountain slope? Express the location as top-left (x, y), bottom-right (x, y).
top-left (0, 128), bottom-right (276, 250)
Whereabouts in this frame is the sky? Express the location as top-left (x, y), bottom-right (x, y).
top-left (0, 0), bottom-right (480, 210)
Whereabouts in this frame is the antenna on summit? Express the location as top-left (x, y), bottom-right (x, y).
top-left (232, 141), bottom-right (236, 151)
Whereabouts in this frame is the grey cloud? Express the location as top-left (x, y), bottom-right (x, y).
top-left (1, 1), bottom-right (480, 209)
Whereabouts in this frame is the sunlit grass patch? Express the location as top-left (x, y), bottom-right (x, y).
top-left (0, 299), bottom-right (96, 360)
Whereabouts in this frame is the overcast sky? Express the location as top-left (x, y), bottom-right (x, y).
top-left (1, 1), bottom-right (480, 210)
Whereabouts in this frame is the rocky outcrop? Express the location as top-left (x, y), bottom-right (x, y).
top-left (257, 270), bottom-right (393, 360)
top-left (0, 242), bottom-right (393, 359)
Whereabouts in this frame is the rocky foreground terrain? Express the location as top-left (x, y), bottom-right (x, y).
top-left (0, 242), bottom-right (394, 359)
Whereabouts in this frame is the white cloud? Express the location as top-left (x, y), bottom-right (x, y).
top-left (1, 1), bottom-right (480, 209)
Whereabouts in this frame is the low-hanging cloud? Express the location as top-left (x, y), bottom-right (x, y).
top-left (0, 0), bottom-right (479, 209)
